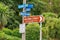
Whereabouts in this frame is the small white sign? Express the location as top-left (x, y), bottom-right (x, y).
top-left (19, 23), bottom-right (25, 33)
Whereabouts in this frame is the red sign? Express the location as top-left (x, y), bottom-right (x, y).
top-left (23, 16), bottom-right (44, 24)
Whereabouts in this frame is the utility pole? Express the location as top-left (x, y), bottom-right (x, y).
top-left (22, 0), bottom-right (26, 40)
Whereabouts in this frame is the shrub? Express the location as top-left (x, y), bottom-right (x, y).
top-left (2, 28), bottom-right (22, 38)
top-left (42, 12), bottom-right (60, 40)
top-left (2, 28), bottom-right (13, 35)
top-left (12, 28), bottom-right (22, 38)
top-left (42, 12), bottom-right (58, 18)
top-left (0, 31), bottom-right (21, 40)
top-left (26, 23), bottom-right (40, 40)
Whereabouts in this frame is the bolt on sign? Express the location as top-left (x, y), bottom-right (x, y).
top-left (23, 16), bottom-right (44, 24)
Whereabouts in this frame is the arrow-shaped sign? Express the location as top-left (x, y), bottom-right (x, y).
top-left (18, 4), bottom-right (33, 9)
top-left (20, 12), bottom-right (30, 16)
top-left (23, 16), bottom-right (44, 24)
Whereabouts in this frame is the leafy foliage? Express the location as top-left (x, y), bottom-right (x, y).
top-left (2, 28), bottom-right (22, 38)
top-left (0, 0), bottom-right (60, 40)
top-left (0, 31), bottom-right (21, 40)
top-left (26, 23), bottom-right (40, 40)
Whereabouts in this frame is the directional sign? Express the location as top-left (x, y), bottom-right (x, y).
top-left (18, 5), bottom-right (24, 9)
top-left (18, 4), bottom-right (33, 9)
top-left (20, 12), bottom-right (30, 16)
top-left (19, 23), bottom-right (25, 33)
top-left (18, 4), bottom-right (28, 9)
top-left (23, 16), bottom-right (44, 24)
top-left (26, 8), bottom-right (31, 11)
top-left (27, 4), bottom-right (33, 8)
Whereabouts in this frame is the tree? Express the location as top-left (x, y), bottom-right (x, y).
top-left (0, 2), bottom-right (15, 29)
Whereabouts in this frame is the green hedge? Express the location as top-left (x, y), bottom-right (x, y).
top-left (2, 28), bottom-right (22, 38)
top-left (12, 28), bottom-right (22, 38)
top-left (0, 31), bottom-right (21, 40)
top-left (26, 23), bottom-right (40, 40)
top-left (2, 28), bottom-right (13, 35)
top-left (42, 12), bottom-right (60, 40)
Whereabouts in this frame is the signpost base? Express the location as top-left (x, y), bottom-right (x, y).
top-left (22, 33), bottom-right (26, 40)
top-left (40, 22), bottom-right (42, 40)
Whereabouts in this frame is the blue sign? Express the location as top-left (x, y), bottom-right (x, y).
top-left (18, 5), bottom-right (24, 9)
top-left (26, 8), bottom-right (31, 11)
top-left (18, 4), bottom-right (33, 16)
top-left (27, 4), bottom-right (33, 8)
top-left (18, 4), bottom-right (28, 9)
top-left (18, 4), bottom-right (33, 9)
top-left (20, 12), bottom-right (30, 16)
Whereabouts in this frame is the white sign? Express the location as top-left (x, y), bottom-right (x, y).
top-left (19, 23), bottom-right (25, 33)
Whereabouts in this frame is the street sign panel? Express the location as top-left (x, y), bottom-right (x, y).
top-left (19, 23), bottom-right (25, 33)
top-left (26, 8), bottom-right (31, 11)
top-left (20, 12), bottom-right (30, 16)
top-left (27, 4), bottom-right (33, 8)
top-left (18, 4), bottom-right (28, 9)
top-left (18, 5), bottom-right (24, 9)
top-left (23, 16), bottom-right (43, 24)
top-left (18, 4), bottom-right (33, 9)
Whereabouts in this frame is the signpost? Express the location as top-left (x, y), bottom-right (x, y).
top-left (18, 0), bottom-right (33, 40)
top-left (23, 15), bottom-right (44, 40)
top-left (18, 0), bottom-right (44, 40)
top-left (40, 22), bottom-right (42, 40)
top-left (22, 0), bottom-right (26, 40)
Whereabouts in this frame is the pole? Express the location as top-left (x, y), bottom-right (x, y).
top-left (22, 0), bottom-right (26, 40)
top-left (40, 22), bottom-right (42, 40)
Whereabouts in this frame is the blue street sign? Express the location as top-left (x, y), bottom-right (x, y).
top-left (18, 4), bottom-right (33, 9)
top-left (18, 4), bottom-right (28, 9)
top-left (18, 5), bottom-right (24, 9)
top-left (26, 8), bottom-right (31, 11)
top-left (27, 4), bottom-right (33, 8)
top-left (25, 13), bottom-right (30, 16)
top-left (20, 12), bottom-right (30, 16)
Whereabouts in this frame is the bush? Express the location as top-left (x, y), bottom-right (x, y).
top-left (2, 28), bottom-right (22, 38)
top-left (0, 31), bottom-right (21, 40)
top-left (26, 23), bottom-right (40, 40)
top-left (42, 12), bottom-right (58, 18)
top-left (2, 28), bottom-right (13, 35)
top-left (12, 28), bottom-right (22, 38)
top-left (42, 12), bottom-right (60, 40)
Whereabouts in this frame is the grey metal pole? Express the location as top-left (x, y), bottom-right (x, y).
top-left (22, 0), bottom-right (26, 40)
top-left (40, 22), bottom-right (42, 40)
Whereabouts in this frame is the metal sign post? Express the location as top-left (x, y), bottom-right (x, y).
top-left (40, 22), bottom-right (42, 40)
top-left (18, 0), bottom-right (33, 40)
top-left (18, 0), bottom-right (43, 40)
top-left (22, 0), bottom-right (26, 40)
